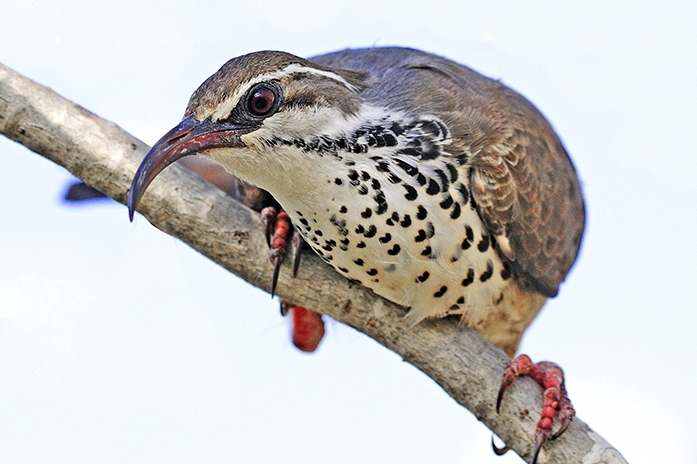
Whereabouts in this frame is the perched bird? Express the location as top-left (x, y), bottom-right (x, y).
top-left (128, 47), bottom-right (585, 463)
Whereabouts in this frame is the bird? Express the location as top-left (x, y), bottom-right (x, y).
top-left (127, 47), bottom-right (585, 463)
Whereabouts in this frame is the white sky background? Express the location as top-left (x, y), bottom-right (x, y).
top-left (1, 1), bottom-right (695, 462)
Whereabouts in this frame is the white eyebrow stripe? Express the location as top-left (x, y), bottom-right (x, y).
top-left (210, 63), bottom-right (359, 122)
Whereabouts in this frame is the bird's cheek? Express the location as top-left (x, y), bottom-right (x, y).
top-left (205, 148), bottom-right (246, 175)
top-left (239, 132), bottom-right (256, 147)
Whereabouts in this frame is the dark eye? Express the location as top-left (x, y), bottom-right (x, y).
top-left (247, 83), bottom-right (279, 117)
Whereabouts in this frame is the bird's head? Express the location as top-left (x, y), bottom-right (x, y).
top-left (128, 51), bottom-right (367, 220)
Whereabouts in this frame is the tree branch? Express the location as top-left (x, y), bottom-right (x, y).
top-left (0, 62), bottom-right (626, 463)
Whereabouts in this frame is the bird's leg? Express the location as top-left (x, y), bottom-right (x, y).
top-left (261, 206), bottom-right (292, 296)
top-left (261, 206), bottom-right (326, 353)
top-left (496, 354), bottom-right (575, 464)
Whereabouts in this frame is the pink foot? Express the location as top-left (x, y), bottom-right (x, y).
top-left (495, 354), bottom-right (575, 464)
top-left (261, 206), bottom-right (293, 296)
top-left (261, 206), bottom-right (326, 353)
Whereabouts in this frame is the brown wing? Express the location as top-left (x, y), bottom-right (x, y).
top-left (387, 51), bottom-right (586, 297)
top-left (462, 85), bottom-right (586, 297)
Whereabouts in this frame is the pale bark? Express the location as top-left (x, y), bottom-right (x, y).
top-left (0, 62), bottom-right (627, 464)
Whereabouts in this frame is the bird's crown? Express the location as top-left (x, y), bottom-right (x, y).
top-left (186, 51), bottom-right (369, 129)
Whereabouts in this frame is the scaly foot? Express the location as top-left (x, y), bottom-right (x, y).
top-left (495, 354), bottom-right (575, 464)
top-left (262, 206), bottom-right (326, 353)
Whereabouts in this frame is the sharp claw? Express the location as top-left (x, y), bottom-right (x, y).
top-left (491, 436), bottom-right (510, 456)
top-left (551, 394), bottom-right (575, 440)
top-left (292, 232), bottom-right (304, 277)
top-left (496, 358), bottom-right (521, 413)
top-left (551, 413), bottom-right (572, 441)
top-left (529, 434), bottom-right (545, 464)
top-left (270, 255), bottom-right (281, 297)
top-left (280, 301), bottom-right (291, 316)
top-left (261, 206), bottom-right (277, 247)
top-left (496, 383), bottom-right (506, 413)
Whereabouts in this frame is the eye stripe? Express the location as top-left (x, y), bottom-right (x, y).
top-left (210, 64), bottom-right (359, 122)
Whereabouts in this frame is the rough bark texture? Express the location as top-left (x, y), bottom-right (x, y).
top-left (0, 62), bottom-right (627, 463)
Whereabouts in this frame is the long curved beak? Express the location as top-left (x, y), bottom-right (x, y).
top-left (127, 114), bottom-right (250, 221)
